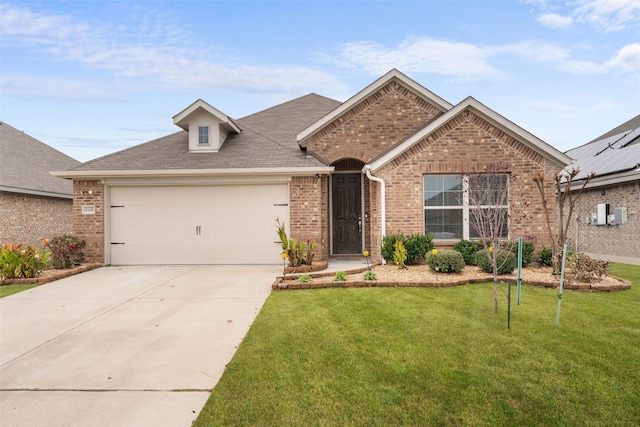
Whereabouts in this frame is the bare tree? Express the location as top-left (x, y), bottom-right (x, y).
top-left (464, 164), bottom-right (513, 314)
top-left (532, 168), bottom-right (594, 271)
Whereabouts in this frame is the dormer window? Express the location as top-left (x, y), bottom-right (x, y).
top-left (198, 126), bottom-right (209, 145)
top-left (173, 99), bottom-right (241, 153)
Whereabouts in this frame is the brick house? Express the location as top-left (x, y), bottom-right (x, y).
top-left (53, 69), bottom-right (570, 265)
top-left (563, 114), bottom-right (640, 263)
top-left (0, 122), bottom-right (80, 246)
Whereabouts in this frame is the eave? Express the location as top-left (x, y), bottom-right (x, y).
top-left (50, 166), bottom-right (335, 180)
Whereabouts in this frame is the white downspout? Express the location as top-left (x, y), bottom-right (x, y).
top-left (364, 165), bottom-right (386, 264)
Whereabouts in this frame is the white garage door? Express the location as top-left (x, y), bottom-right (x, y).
top-left (109, 184), bottom-right (289, 265)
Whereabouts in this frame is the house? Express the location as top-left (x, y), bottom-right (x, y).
top-left (0, 122), bottom-right (80, 246)
top-left (563, 114), bottom-right (640, 263)
top-left (53, 69), bottom-right (570, 265)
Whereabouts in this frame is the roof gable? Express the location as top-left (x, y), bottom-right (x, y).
top-left (173, 99), bottom-right (241, 133)
top-left (0, 122), bottom-right (80, 198)
top-left (369, 96), bottom-right (572, 171)
top-left (297, 69), bottom-right (453, 146)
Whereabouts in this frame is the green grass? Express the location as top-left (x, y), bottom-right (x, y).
top-left (0, 283), bottom-right (39, 298)
top-left (197, 264), bottom-right (639, 425)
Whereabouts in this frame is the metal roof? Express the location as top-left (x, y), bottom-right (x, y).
top-left (564, 114), bottom-right (640, 186)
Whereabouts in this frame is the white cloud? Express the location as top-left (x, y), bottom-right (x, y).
top-left (537, 13), bottom-right (574, 29)
top-left (529, 0), bottom-right (640, 32)
top-left (0, 74), bottom-right (127, 100)
top-left (574, 0), bottom-right (640, 32)
top-left (528, 42), bottom-right (603, 73)
top-left (329, 37), bottom-right (506, 83)
top-left (605, 43), bottom-right (640, 72)
top-left (0, 4), bottom-right (347, 100)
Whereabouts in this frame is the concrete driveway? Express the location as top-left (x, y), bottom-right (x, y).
top-left (0, 265), bottom-right (278, 427)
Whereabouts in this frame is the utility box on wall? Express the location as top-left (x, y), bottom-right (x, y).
top-left (614, 207), bottom-right (627, 225)
top-left (597, 203), bottom-right (610, 225)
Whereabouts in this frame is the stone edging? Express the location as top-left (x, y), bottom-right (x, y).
top-left (0, 263), bottom-right (103, 286)
top-left (272, 265), bottom-right (631, 292)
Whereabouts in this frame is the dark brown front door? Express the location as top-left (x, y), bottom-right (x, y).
top-left (332, 173), bottom-right (362, 254)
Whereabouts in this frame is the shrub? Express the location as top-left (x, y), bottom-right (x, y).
top-left (363, 270), bottom-right (377, 281)
top-left (453, 240), bottom-right (484, 265)
top-left (567, 252), bottom-right (610, 283)
top-left (334, 271), bottom-right (347, 281)
top-left (276, 219), bottom-right (316, 267)
top-left (425, 250), bottom-right (465, 273)
top-left (0, 243), bottom-right (49, 279)
top-left (381, 233), bottom-right (433, 265)
top-left (297, 274), bottom-right (311, 283)
top-left (393, 240), bottom-right (407, 269)
top-left (404, 234), bottom-right (434, 264)
top-left (474, 249), bottom-right (517, 275)
top-left (43, 235), bottom-right (85, 269)
top-left (508, 239), bottom-right (535, 266)
top-left (538, 247), bottom-right (553, 266)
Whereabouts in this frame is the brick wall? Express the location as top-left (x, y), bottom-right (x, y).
top-left (0, 191), bottom-right (73, 246)
top-left (304, 80), bottom-right (444, 164)
top-left (289, 175), bottom-right (329, 261)
top-left (565, 181), bottom-right (640, 258)
top-left (375, 110), bottom-right (560, 252)
top-left (72, 180), bottom-right (104, 263)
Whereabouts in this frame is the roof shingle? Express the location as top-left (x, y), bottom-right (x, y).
top-left (0, 122), bottom-right (80, 197)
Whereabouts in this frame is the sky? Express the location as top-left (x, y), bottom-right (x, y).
top-left (1, 0), bottom-right (639, 162)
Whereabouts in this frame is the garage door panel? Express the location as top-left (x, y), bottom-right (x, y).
top-left (110, 184), bottom-right (289, 265)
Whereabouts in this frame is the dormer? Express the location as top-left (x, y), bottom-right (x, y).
top-left (173, 99), bottom-right (241, 153)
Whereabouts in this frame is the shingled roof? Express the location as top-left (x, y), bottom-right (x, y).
top-left (66, 93), bottom-right (341, 174)
top-left (0, 122), bottom-right (80, 198)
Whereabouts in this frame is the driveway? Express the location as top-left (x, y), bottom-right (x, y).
top-left (0, 265), bottom-right (278, 427)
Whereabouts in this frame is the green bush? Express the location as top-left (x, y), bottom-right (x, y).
top-left (509, 239), bottom-right (535, 266)
top-left (334, 271), bottom-right (347, 281)
top-left (297, 274), bottom-right (311, 283)
top-left (474, 249), bottom-right (517, 275)
top-left (43, 235), bottom-right (86, 269)
top-left (425, 250), bottom-right (465, 273)
top-left (539, 247), bottom-right (553, 266)
top-left (453, 240), bottom-right (484, 265)
top-left (381, 233), bottom-right (433, 265)
top-left (363, 270), bottom-right (377, 281)
top-left (0, 243), bottom-right (49, 279)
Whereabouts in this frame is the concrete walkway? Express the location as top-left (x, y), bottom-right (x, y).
top-left (0, 265), bottom-right (278, 427)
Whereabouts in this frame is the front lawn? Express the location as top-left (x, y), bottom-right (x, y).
top-left (0, 283), bottom-right (39, 298)
top-left (197, 264), bottom-right (640, 426)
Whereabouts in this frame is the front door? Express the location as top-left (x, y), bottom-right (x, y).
top-left (332, 173), bottom-right (362, 254)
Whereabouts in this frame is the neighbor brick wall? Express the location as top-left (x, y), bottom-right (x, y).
top-left (375, 109), bottom-right (561, 251)
top-left (304, 80), bottom-right (444, 165)
top-left (565, 181), bottom-right (640, 258)
top-left (0, 191), bottom-right (73, 246)
top-left (72, 180), bottom-right (104, 263)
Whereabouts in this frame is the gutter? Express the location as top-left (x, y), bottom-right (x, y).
top-left (363, 165), bottom-right (386, 264)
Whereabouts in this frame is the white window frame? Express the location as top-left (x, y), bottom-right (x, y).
top-left (424, 174), bottom-right (510, 241)
top-left (198, 126), bottom-right (210, 145)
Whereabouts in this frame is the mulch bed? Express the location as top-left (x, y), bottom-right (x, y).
top-left (0, 263), bottom-right (102, 286)
top-left (273, 263), bottom-right (631, 292)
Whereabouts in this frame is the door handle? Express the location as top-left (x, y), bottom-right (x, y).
top-left (358, 215), bottom-right (362, 233)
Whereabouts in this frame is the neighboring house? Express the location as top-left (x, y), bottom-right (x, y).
top-left (53, 69), bottom-right (570, 265)
top-left (563, 114), bottom-right (640, 263)
top-left (0, 122), bottom-right (80, 246)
